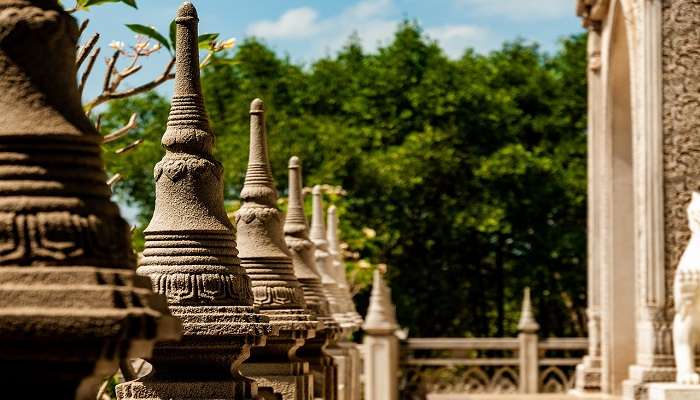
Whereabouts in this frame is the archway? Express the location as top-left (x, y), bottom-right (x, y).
top-left (602, 1), bottom-right (636, 395)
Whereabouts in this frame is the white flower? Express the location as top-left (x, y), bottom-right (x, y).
top-left (109, 40), bottom-right (125, 51)
top-left (220, 37), bottom-right (236, 49)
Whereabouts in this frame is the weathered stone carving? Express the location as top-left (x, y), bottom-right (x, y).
top-left (236, 100), bottom-right (320, 400)
top-left (285, 156), bottom-right (341, 400)
top-left (310, 186), bottom-right (355, 330)
top-left (327, 205), bottom-right (364, 327)
top-left (0, 0), bottom-right (181, 397)
top-left (672, 192), bottom-right (700, 385)
top-left (116, 4), bottom-right (271, 399)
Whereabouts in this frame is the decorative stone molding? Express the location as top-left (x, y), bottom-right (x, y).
top-left (0, 0), bottom-right (181, 397)
top-left (285, 155), bottom-right (341, 400)
top-left (577, 0), bottom-right (611, 31)
top-left (236, 100), bottom-right (320, 400)
top-left (116, 4), bottom-right (271, 399)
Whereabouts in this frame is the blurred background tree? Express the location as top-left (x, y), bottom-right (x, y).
top-left (101, 22), bottom-right (587, 340)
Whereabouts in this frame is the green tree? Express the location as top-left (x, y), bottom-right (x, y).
top-left (102, 23), bottom-right (588, 339)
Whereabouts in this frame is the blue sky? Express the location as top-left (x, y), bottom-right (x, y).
top-left (79, 0), bottom-right (583, 100)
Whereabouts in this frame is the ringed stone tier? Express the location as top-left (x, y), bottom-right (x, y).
top-left (236, 99), bottom-right (321, 400)
top-left (285, 156), bottom-right (341, 400)
top-left (0, 0), bottom-right (181, 397)
top-left (327, 206), bottom-right (364, 327)
top-left (310, 186), bottom-right (355, 331)
top-left (116, 3), bottom-right (272, 399)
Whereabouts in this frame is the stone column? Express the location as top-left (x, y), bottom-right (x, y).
top-left (236, 100), bottom-right (321, 400)
top-left (0, 1), bottom-right (181, 398)
top-left (285, 156), bottom-right (341, 400)
top-left (327, 206), bottom-right (364, 400)
top-left (574, 24), bottom-right (603, 395)
top-left (363, 269), bottom-right (399, 400)
top-left (116, 4), bottom-right (272, 399)
top-left (518, 288), bottom-right (540, 394)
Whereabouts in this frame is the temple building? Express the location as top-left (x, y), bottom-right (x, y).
top-left (575, 0), bottom-right (700, 398)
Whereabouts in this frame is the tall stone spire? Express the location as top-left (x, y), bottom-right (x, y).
top-left (327, 205), bottom-right (364, 326)
top-left (310, 185), bottom-right (354, 329)
top-left (363, 269), bottom-right (399, 334)
top-left (517, 287), bottom-right (540, 333)
top-left (236, 100), bottom-right (319, 399)
top-left (0, 0), bottom-right (180, 397)
top-left (285, 156), bottom-right (341, 400)
top-left (118, 4), bottom-right (271, 399)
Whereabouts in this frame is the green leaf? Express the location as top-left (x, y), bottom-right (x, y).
top-left (198, 33), bottom-right (219, 49)
top-left (125, 24), bottom-right (171, 53)
top-left (169, 20), bottom-right (177, 52)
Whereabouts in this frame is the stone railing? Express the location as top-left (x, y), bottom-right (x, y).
top-left (395, 289), bottom-right (588, 399)
top-left (399, 336), bottom-right (587, 397)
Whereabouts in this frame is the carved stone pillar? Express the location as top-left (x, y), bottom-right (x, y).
top-left (573, 25), bottom-right (604, 395)
top-left (236, 100), bottom-right (320, 400)
top-left (362, 269), bottom-right (399, 400)
top-left (115, 4), bottom-right (272, 399)
top-left (0, 1), bottom-right (181, 398)
top-left (285, 156), bottom-right (341, 400)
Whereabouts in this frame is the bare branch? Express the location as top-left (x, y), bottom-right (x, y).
top-left (85, 57), bottom-right (175, 112)
top-left (78, 47), bottom-right (100, 95)
top-left (107, 173), bottom-right (123, 190)
top-left (78, 19), bottom-right (90, 38)
top-left (103, 50), bottom-right (120, 93)
top-left (94, 114), bottom-right (103, 132)
top-left (115, 138), bottom-right (144, 155)
top-left (103, 113), bottom-right (138, 144)
top-left (76, 33), bottom-right (99, 70)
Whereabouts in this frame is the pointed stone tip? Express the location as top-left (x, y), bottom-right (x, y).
top-left (328, 205), bottom-right (337, 215)
top-left (250, 98), bottom-right (265, 114)
top-left (312, 185), bottom-right (321, 195)
top-left (176, 1), bottom-right (198, 19)
top-left (289, 155), bottom-right (300, 168)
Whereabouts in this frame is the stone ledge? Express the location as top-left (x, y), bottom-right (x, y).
top-left (648, 383), bottom-right (700, 400)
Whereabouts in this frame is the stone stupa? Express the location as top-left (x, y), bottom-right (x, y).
top-left (285, 156), bottom-right (341, 400)
top-left (0, 0), bottom-right (181, 397)
top-left (116, 3), bottom-right (272, 399)
top-left (236, 99), bottom-right (320, 400)
top-left (310, 186), bottom-right (355, 331)
top-left (327, 206), bottom-right (364, 327)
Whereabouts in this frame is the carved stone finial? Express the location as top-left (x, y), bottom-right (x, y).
top-left (236, 99), bottom-right (310, 314)
top-left (518, 287), bottom-right (540, 333)
top-left (285, 156), bottom-right (341, 399)
top-left (284, 156), bottom-right (335, 321)
top-left (118, 4), bottom-right (271, 398)
top-left (363, 269), bottom-right (399, 335)
top-left (236, 101), bottom-right (319, 397)
top-left (327, 205), bottom-right (364, 327)
top-left (0, 0), bottom-right (179, 396)
top-left (310, 185), bottom-right (354, 329)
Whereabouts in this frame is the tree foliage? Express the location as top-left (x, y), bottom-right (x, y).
top-left (102, 22), bottom-right (588, 339)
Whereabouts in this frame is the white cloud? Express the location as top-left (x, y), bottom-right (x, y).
top-left (247, 7), bottom-right (320, 39)
top-left (426, 25), bottom-right (494, 57)
top-left (247, 0), bottom-right (495, 59)
top-left (455, 0), bottom-right (572, 20)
